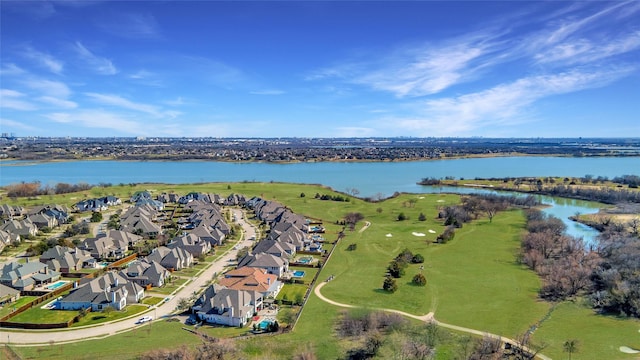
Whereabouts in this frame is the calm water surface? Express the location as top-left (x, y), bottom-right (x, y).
top-left (2, 156), bottom-right (638, 244)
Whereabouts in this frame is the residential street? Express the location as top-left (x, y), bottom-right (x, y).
top-left (2, 208), bottom-right (257, 346)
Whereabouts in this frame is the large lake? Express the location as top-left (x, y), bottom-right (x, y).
top-left (2, 156), bottom-right (638, 244)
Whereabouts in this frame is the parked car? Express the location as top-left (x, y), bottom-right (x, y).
top-left (136, 316), bottom-right (153, 324)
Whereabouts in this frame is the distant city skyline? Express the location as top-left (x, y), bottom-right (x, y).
top-left (1, 1), bottom-right (639, 138)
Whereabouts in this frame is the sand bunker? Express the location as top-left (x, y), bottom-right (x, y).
top-left (418, 196), bottom-right (425, 199)
top-left (385, 234), bottom-right (393, 237)
top-left (437, 200), bottom-right (445, 203)
top-left (428, 229), bottom-right (436, 234)
top-left (412, 232), bottom-right (426, 237)
top-left (619, 346), bottom-right (640, 354)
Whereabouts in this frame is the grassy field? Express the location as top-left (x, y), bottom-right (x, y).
top-left (4, 182), bottom-right (640, 360)
top-left (0, 296), bottom-right (38, 318)
top-left (12, 320), bottom-right (203, 360)
top-left (533, 301), bottom-right (640, 360)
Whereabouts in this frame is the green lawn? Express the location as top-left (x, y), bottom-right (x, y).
top-left (146, 277), bottom-right (189, 295)
top-left (12, 320), bottom-right (203, 360)
top-left (72, 305), bottom-right (148, 327)
top-left (141, 296), bottom-right (164, 306)
top-left (533, 301), bottom-right (640, 360)
top-left (289, 266), bottom-right (318, 284)
top-left (0, 296), bottom-right (38, 318)
top-left (10, 306), bottom-right (77, 325)
top-left (277, 284), bottom-right (307, 303)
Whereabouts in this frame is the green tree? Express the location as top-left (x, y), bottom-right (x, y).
top-left (418, 212), bottom-right (427, 221)
top-left (383, 276), bottom-right (397, 293)
top-left (563, 339), bottom-right (579, 360)
top-left (412, 273), bottom-right (427, 286)
top-left (397, 212), bottom-right (408, 221)
top-left (90, 212), bottom-right (103, 223)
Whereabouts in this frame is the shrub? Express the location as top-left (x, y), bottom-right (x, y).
top-left (412, 273), bottom-right (427, 286)
top-left (418, 212), bottom-right (427, 221)
top-left (397, 212), bottom-right (408, 221)
top-left (412, 254), bottom-right (425, 263)
top-left (387, 260), bottom-right (406, 278)
top-left (383, 276), bottom-right (398, 293)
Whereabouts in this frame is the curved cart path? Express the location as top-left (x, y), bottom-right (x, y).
top-left (2, 208), bottom-right (257, 346)
top-left (314, 282), bottom-right (551, 360)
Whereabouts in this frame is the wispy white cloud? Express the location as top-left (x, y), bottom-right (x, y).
top-left (384, 67), bottom-right (635, 136)
top-left (22, 78), bottom-right (72, 98)
top-left (85, 92), bottom-right (180, 119)
top-left (0, 89), bottom-right (38, 111)
top-left (129, 69), bottom-right (163, 87)
top-left (0, 64), bottom-right (26, 76)
top-left (38, 96), bottom-right (78, 109)
top-left (0, 118), bottom-right (39, 132)
top-left (85, 93), bottom-right (159, 115)
top-left (249, 89), bottom-right (285, 95)
top-left (21, 46), bottom-right (64, 74)
top-left (98, 13), bottom-right (160, 39)
top-left (165, 97), bottom-right (186, 106)
top-left (44, 110), bottom-right (144, 134)
top-left (74, 41), bottom-right (117, 75)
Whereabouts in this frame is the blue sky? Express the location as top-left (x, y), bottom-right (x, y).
top-left (1, 1), bottom-right (639, 138)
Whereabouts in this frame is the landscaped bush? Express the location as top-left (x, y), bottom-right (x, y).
top-left (412, 273), bottom-right (427, 286)
top-left (436, 226), bottom-right (456, 243)
top-left (387, 260), bottom-right (406, 278)
top-left (383, 276), bottom-right (398, 293)
top-left (411, 254), bottom-right (424, 263)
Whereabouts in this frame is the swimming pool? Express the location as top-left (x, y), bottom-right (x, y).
top-left (292, 270), bottom-right (305, 278)
top-left (47, 280), bottom-right (68, 290)
top-left (298, 257), bottom-right (312, 264)
top-left (259, 320), bottom-right (272, 329)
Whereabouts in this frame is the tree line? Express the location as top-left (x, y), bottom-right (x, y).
top-left (3, 181), bottom-right (112, 198)
top-left (520, 209), bottom-right (640, 318)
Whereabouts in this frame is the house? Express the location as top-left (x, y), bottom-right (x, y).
top-left (75, 199), bottom-right (107, 212)
top-left (0, 204), bottom-right (25, 219)
top-left (28, 213), bottom-right (58, 229)
top-left (157, 192), bottom-right (180, 203)
top-left (40, 245), bottom-right (96, 273)
top-left (237, 253), bottom-right (289, 277)
top-left (179, 192), bottom-right (212, 204)
top-left (195, 287), bottom-right (263, 327)
top-left (218, 267), bottom-right (282, 299)
top-left (168, 233), bottom-right (212, 257)
top-left (252, 239), bottom-right (296, 259)
top-left (1, 219), bottom-right (37, 237)
top-left (100, 230), bottom-right (143, 247)
top-left (80, 235), bottom-right (128, 260)
top-left (122, 260), bottom-right (170, 288)
top-left (190, 225), bottom-right (225, 247)
top-left (120, 215), bottom-right (162, 238)
top-left (28, 204), bottom-right (71, 224)
top-left (147, 246), bottom-right (193, 271)
top-left (0, 229), bottom-right (20, 253)
top-left (58, 272), bottom-right (144, 311)
top-left (0, 261), bottom-right (60, 291)
top-left (130, 191), bottom-right (152, 203)
top-left (0, 283), bottom-right (20, 306)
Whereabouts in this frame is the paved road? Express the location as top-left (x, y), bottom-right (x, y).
top-left (2, 208), bottom-right (257, 346)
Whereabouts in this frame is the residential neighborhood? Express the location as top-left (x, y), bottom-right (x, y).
top-left (0, 190), bottom-right (327, 338)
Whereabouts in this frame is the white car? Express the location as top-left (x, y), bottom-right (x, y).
top-left (136, 316), bottom-right (153, 324)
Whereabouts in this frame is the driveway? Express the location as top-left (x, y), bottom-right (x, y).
top-left (3, 207), bottom-right (257, 346)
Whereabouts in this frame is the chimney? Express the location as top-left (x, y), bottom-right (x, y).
top-left (111, 291), bottom-right (116, 304)
top-left (267, 277), bottom-right (271, 285)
